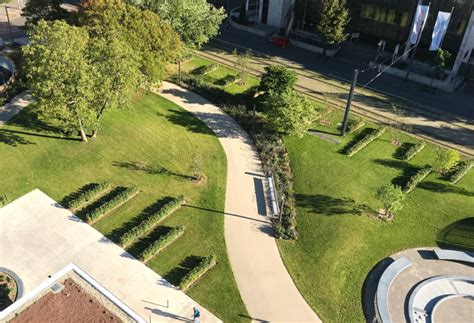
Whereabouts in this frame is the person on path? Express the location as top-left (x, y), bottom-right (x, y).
top-left (192, 306), bottom-right (201, 322)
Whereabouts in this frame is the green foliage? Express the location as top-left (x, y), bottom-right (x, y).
top-left (403, 166), bottom-right (432, 193)
top-left (217, 74), bottom-right (238, 87)
top-left (345, 127), bottom-right (386, 156)
top-left (179, 255), bottom-right (217, 291)
top-left (259, 65), bottom-right (298, 95)
top-left (233, 49), bottom-right (251, 85)
top-left (347, 118), bottom-right (365, 134)
top-left (449, 160), bottom-right (473, 184)
top-left (375, 184), bottom-right (405, 217)
top-left (193, 64), bottom-right (218, 75)
top-left (86, 187), bottom-right (139, 224)
top-left (119, 196), bottom-right (185, 247)
top-left (139, 226), bottom-right (185, 262)
top-left (433, 49), bottom-right (452, 79)
top-left (0, 194), bottom-right (9, 207)
top-left (402, 142), bottom-right (426, 161)
top-left (316, 0), bottom-right (350, 52)
top-left (67, 182), bottom-right (111, 210)
top-left (147, 0), bottom-right (226, 50)
top-left (23, 20), bottom-right (95, 142)
top-left (22, 0), bottom-right (67, 26)
top-left (266, 90), bottom-right (318, 138)
top-left (434, 148), bottom-right (461, 172)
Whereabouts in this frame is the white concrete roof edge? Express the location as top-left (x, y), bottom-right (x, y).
top-left (0, 263), bottom-right (146, 323)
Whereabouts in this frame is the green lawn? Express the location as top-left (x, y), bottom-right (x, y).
top-left (0, 92), bottom-right (248, 322)
top-left (277, 119), bottom-right (474, 322)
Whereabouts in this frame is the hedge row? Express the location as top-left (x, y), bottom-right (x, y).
top-left (449, 160), bottom-right (473, 184)
top-left (179, 255), bottom-right (217, 291)
top-left (68, 182), bottom-right (111, 210)
top-left (193, 64), bottom-right (217, 75)
top-left (119, 196), bottom-right (185, 247)
top-left (347, 119), bottom-right (366, 134)
top-left (139, 226), bottom-right (184, 262)
top-left (86, 187), bottom-right (139, 224)
top-left (346, 127), bottom-right (386, 156)
top-left (218, 74), bottom-right (239, 87)
top-left (403, 166), bottom-right (432, 193)
top-left (402, 142), bottom-right (425, 161)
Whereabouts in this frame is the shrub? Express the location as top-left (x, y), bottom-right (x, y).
top-left (259, 65), bottom-right (297, 95)
top-left (449, 160), bottom-right (473, 184)
top-left (403, 166), bottom-right (432, 193)
top-left (347, 118), bottom-right (365, 134)
top-left (85, 187), bottom-right (139, 224)
top-left (401, 142), bottom-right (425, 161)
top-left (434, 148), bottom-right (461, 173)
top-left (345, 127), bottom-right (386, 156)
top-left (375, 184), bottom-right (405, 220)
top-left (217, 74), bottom-right (238, 87)
top-left (119, 196), bottom-right (185, 247)
top-left (67, 182), bottom-right (111, 210)
top-left (193, 64), bottom-right (217, 75)
top-left (179, 255), bottom-right (217, 291)
top-left (139, 226), bottom-right (185, 262)
top-left (0, 194), bottom-right (9, 207)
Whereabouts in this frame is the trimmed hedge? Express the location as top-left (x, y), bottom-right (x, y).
top-left (347, 119), bottom-right (366, 134)
top-left (403, 166), bottom-right (432, 193)
top-left (401, 142), bottom-right (426, 161)
top-left (119, 196), bottom-right (185, 247)
top-left (68, 182), bottom-right (111, 210)
top-left (449, 160), bottom-right (473, 184)
top-left (193, 64), bottom-right (217, 75)
top-left (85, 187), bottom-right (139, 224)
top-left (179, 255), bottom-right (217, 291)
top-left (139, 226), bottom-right (185, 262)
top-left (218, 74), bottom-right (239, 87)
top-left (346, 127), bottom-right (386, 157)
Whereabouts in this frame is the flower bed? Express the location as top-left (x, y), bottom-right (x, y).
top-left (345, 127), bottom-right (386, 157)
top-left (401, 142), bottom-right (426, 161)
top-left (139, 226), bottom-right (185, 262)
top-left (449, 160), bottom-right (473, 184)
top-left (179, 255), bottom-right (217, 291)
top-left (0, 272), bottom-right (18, 311)
top-left (85, 186), bottom-right (139, 224)
top-left (403, 166), bottom-right (432, 193)
top-left (67, 182), bottom-right (111, 210)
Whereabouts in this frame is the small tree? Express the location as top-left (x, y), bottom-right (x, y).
top-left (22, 0), bottom-right (67, 26)
top-left (234, 49), bottom-right (251, 85)
top-left (375, 184), bottom-right (405, 220)
top-left (259, 65), bottom-right (298, 95)
top-left (433, 49), bottom-right (452, 79)
top-left (433, 148), bottom-right (461, 174)
top-left (316, 0), bottom-right (350, 56)
top-left (266, 90), bottom-right (318, 137)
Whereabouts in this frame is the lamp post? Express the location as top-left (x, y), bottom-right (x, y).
top-left (340, 69), bottom-right (359, 136)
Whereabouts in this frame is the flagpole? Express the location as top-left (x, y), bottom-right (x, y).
top-left (405, 2), bottom-right (431, 81)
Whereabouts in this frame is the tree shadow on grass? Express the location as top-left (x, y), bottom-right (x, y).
top-left (372, 159), bottom-right (421, 187)
top-left (0, 130), bottom-right (35, 146)
top-left (112, 161), bottom-right (194, 181)
top-left (418, 181), bottom-right (474, 196)
top-left (295, 194), bottom-right (371, 216)
top-left (60, 183), bottom-right (100, 209)
top-left (437, 217), bottom-right (474, 251)
top-left (162, 108), bottom-right (214, 136)
top-left (0, 129), bottom-right (79, 143)
top-left (126, 226), bottom-right (173, 257)
top-left (7, 107), bottom-right (64, 134)
top-left (163, 255), bottom-right (203, 287)
top-left (393, 142), bottom-right (416, 160)
top-left (107, 197), bottom-right (175, 243)
top-left (340, 127), bottom-right (376, 154)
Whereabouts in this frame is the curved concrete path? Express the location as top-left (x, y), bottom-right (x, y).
top-left (158, 82), bottom-right (320, 322)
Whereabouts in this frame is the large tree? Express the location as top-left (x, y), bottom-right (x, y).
top-left (316, 0), bottom-right (349, 56)
top-left (79, 0), bottom-right (181, 83)
top-left (22, 0), bottom-right (67, 26)
top-left (23, 21), bottom-right (95, 142)
top-left (259, 65), bottom-right (298, 95)
top-left (146, 0), bottom-right (226, 50)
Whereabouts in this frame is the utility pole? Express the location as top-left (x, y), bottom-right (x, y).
top-left (340, 69), bottom-right (359, 136)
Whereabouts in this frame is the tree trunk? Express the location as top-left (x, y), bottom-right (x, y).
top-left (92, 100), bottom-right (108, 139)
top-left (78, 121), bottom-right (88, 142)
top-left (178, 60), bottom-right (182, 83)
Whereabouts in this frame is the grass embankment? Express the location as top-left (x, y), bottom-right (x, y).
top-left (0, 92), bottom-right (248, 322)
top-left (179, 56), bottom-right (474, 322)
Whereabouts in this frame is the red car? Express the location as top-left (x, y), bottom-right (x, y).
top-left (269, 36), bottom-right (289, 48)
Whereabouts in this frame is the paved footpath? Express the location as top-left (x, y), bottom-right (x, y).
top-left (0, 91), bottom-right (34, 125)
top-left (158, 81), bottom-right (321, 322)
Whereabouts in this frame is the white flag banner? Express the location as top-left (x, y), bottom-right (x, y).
top-left (429, 11), bottom-right (452, 51)
top-left (409, 5), bottom-right (430, 45)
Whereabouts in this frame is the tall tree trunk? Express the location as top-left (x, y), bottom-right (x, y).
top-left (92, 100), bottom-right (108, 138)
top-left (78, 118), bottom-right (88, 142)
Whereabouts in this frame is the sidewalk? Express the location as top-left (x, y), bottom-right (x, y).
top-left (202, 28), bottom-right (474, 156)
top-left (158, 81), bottom-right (321, 322)
top-left (0, 90), bottom-right (34, 125)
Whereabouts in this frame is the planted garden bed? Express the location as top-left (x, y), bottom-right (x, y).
top-left (0, 272), bottom-right (17, 311)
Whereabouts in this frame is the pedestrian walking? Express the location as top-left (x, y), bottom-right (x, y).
top-left (192, 306), bottom-right (201, 322)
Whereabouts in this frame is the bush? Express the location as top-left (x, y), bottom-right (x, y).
top-left (0, 194), bottom-right (9, 207)
top-left (179, 255), bottom-right (217, 291)
top-left (259, 65), bottom-right (297, 95)
top-left (375, 184), bottom-right (405, 220)
top-left (401, 142), bottom-right (425, 161)
top-left (139, 226), bottom-right (185, 262)
top-left (193, 64), bottom-right (217, 75)
top-left (217, 74), bottom-right (238, 87)
top-left (119, 196), bottom-right (185, 247)
top-left (67, 182), bottom-right (111, 210)
top-left (347, 119), bottom-right (365, 134)
top-left (403, 166), bottom-right (432, 193)
top-left (434, 148), bottom-right (461, 173)
top-left (449, 160), bottom-right (473, 184)
top-left (85, 187), bottom-right (139, 224)
top-left (345, 127), bottom-right (386, 156)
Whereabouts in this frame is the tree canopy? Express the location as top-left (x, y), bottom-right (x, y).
top-left (316, 0), bottom-right (350, 53)
top-left (259, 65), bottom-right (298, 95)
top-left (22, 0), bottom-right (67, 26)
top-left (375, 184), bottom-right (405, 218)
